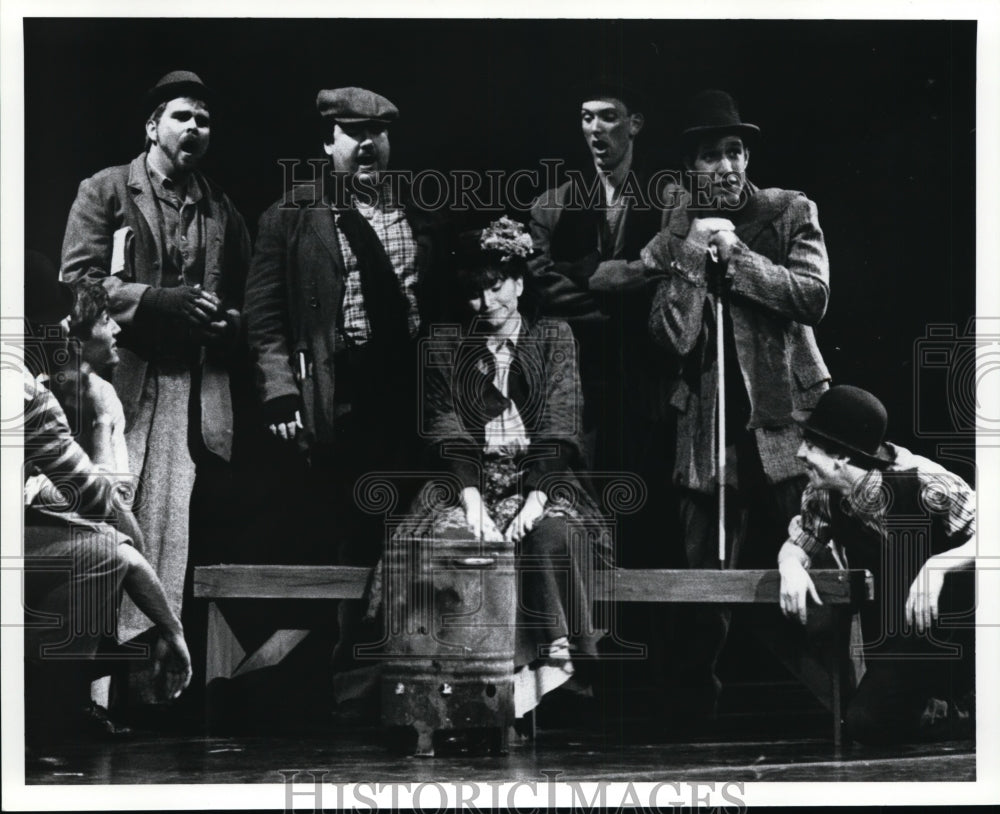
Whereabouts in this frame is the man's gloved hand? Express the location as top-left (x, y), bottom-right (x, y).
top-left (142, 285), bottom-right (220, 327)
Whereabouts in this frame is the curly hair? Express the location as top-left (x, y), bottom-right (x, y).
top-left (68, 279), bottom-right (110, 340)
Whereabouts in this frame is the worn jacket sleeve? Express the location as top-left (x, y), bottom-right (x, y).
top-left (643, 228), bottom-right (712, 357)
top-left (61, 174), bottom-right (152, 328)
top-left (725, 195), bottom-right (829, 326)
top-left (244, 205), bottom-right (300, 408)
top-left (422, 340), bottom-right (481, 489)
top-left (523, 321), bottom-right (585, 492)
top-left (527, 191), bottom-right (603, 318)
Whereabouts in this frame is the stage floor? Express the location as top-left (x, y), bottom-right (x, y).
top-left (25, 728), bottom-right (975, 785)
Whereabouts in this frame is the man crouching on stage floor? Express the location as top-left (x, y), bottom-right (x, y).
top-left (778, 385), bottom-right (976, 744)
top-left (22, 251), bottom-right (192, 744)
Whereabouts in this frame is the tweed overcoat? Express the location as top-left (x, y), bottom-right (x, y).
top-left (643, 182), bottom-right (831, 492)
top-left (60, 154), bottom-right (251, 461)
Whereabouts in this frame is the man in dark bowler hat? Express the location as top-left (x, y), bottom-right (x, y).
top-left (527, 73), bottom-right (670, 540)
top-left (779, 385), bottom-right (976, 743)
top-left (641, 89), bottom-right (831, 721)
top-left (60, 70), bottom-right (251, 704)
top-left (22, 251), bottom-right (193, 742)
top-left (244, 86), bottom-right (445, 680)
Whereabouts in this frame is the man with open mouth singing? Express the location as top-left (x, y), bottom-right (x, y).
top-left (60, 69), bottom-right (252, 715)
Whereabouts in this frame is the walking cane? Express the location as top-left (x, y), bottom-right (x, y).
top-left (709, 245), bottom-right (726, 570)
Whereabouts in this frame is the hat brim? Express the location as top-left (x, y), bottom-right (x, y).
top-left (572, 79), bottom-right (648, 113)
top-left (324, 115), bottom-right (395, 125)
top-left (681, 122), bottom-right (761, 146)
top-left (793, 410), bottom-right (894, 469)
top-left (147, 81), bottom-right (214, 113)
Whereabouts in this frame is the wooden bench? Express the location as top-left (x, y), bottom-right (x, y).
top-left (194, 565), bottom-right (873, 746)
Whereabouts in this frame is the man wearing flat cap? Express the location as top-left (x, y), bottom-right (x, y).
top-left (640, 89), bottom-right (831, 721)
top-left (779, 385), bottom-right (976, 744)
top-left (60, 70), bottom-right (251, 703)
top-left (528, 75), bottom-right (670, 555)
top-left (244, 86), bottom-right (445, 671)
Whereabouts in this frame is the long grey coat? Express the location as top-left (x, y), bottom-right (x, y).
top-left (60, 154), bottom-right (251, 461)
top-left (644, 182), bottom-right (831, 492)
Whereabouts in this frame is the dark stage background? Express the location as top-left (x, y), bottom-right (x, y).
top-left (24, 17), bottom-right (977, 476)
top-left (21, 16), bottom-right (978, 732)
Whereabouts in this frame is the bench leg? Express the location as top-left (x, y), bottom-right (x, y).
top-left (205, 601), bottom-right (245, 685)
top-left (753, 608), bottom-right (860, 745)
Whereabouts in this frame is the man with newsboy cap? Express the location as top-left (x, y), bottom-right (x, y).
top-left (639, 89), bottom-right (832, 722)
top-left (22, 251), bottom-right (193, 742)
top-left (60, 70), bottom-right (251, 704)
top-left (779, 385), bottom-right (976, 744)
top-left (244, 86), bottom-right (445, 676)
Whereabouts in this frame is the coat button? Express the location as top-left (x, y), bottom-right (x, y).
top-left (309, 296), bottom-right (319, 309)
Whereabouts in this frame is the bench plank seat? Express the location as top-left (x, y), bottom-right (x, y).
top-left (194, 564), bottom-right (872, 746)
top-left (194, 565), bottom-right (872, 605)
